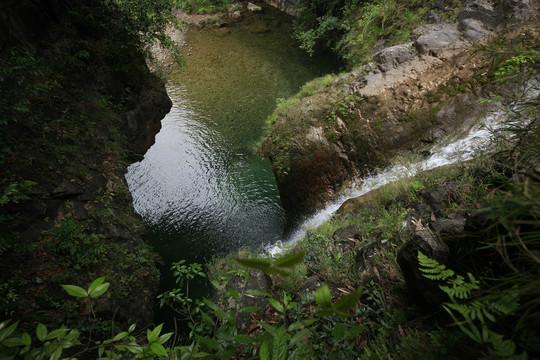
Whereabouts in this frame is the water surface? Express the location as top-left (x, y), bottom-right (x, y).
top-left (126, 6), bottom-right (337, 315)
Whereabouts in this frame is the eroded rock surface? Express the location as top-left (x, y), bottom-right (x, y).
top-left (260, 0), bottom-right (539, 224)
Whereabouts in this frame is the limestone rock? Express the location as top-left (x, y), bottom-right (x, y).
top-left (459, 17), bottom-right (492, 40)
top-left (411, 24), bottom-right (464, 57)
top-left (372, 43), bottom-right (417, 72)
top-left (247, 2), bottom-right (262, 12)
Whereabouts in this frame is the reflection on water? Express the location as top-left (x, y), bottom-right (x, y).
top-left (127, 92), bottom-right (285, 259)
top-left (125, 4), bottom-right (338, 324)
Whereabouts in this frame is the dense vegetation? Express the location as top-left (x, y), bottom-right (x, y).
top-left (292, 0), bottom-right (461, 66)
top-left (1, 0), bottom-right (538, 359)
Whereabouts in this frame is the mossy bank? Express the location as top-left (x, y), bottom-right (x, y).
top-left (0, 0), bottom-right (171, 331)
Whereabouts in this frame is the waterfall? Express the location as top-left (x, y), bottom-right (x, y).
top-left (265, 107), bottom-right (512, 255)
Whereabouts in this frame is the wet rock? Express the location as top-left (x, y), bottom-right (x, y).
top-left (397, 221), bottom-right (450, 310)
top-left (372, 43), bottom-right (417, 72)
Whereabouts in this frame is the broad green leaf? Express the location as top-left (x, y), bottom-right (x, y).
top-left (225, 288), bottom-right (240, 300)
top-left (87, 277), bottom-right (106, 294)
top-left (45, 328), bottom-right (69, 340)
top-left (125, 343), bottom-right (144, 354)
top-left (89, 283), bottom-right (110, 298)
top-left (0, 321), bottom-right (18, 342)
top-left (272, 326), bottom-right (289, 360)
top-left (21, 332), bottom-right (31, 346)
top-left (344, 325), bottom-right (366, 340)
top-left (332, 323), bottom-right (347, 341)
top-left (257, 321), bottom-right (277, 336)
top-left (232, 334), bottom-right (256, 344)
top-left (314, 285), bottom-right (332, 309)
top-left (196, 334), bottom-right (222, 351)
top-left (235, 257), bottom-right (271, 270)
top-left (3, 337), bottom-right (25, 347)
top-left (268, 298), bottom-right (285, 315)
top-left (238, 306), bottom-right (263, 313)
top-left (334, 287), bottom-right (362, 312)
top-left (273, 251), bottom-right (305, 268)
top-left (150, 342), bottom-right (168, 356)
top-left (128, 324), bottom-right (136, 333)
top-left (245, 289), bottom-right (271, 297)
top-left (287, 319), bottom-right (317, 332)
top-left (259, 340), bottom-right (270, 360)
top-left (147, 324), bottom-right (163, 343)
top-left (36, 323), bottom-right (47, 341)
top-left (159, 332), bottom-right (174, 344)
top-left (61, 284), bottom-right (88, 298)
top-left (112, 332), bottom-right (128, 342)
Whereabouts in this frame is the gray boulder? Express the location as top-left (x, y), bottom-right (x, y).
top-left (458, 17), bottom-right (492, 40)
top-left (411, 24), bottom-right (463, 57)
top-left (458, 0), bottom-right (499, 29)
top-left (372, 43), bottom-right (418, 72)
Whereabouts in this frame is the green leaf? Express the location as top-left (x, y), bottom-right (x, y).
top-left (239, 306), bottom-right (263, 313)
top-left (159, 332), bottom-right (173, 344)
top-left (245, 289), bottom-right (271, 297)
top-left (260, 340), bottom-right (270, 360)
top-left (273, 251), bottom-right (305, 268)
top-left (268, 298), bottom-right (285, 315)
top-left (332, 323), bottom-right (347, 341)
top-left (21, 332), bottom-right (31, 346)
top-left (150, 341), bottom-right (168, 356)
top-left (235, 257), bottom-right (271, 270)
top-left (89, 283), bottom-right (110, 298)
top-left (3, 337), bottom-right (25, 347)
top-left (334, 287), bottom-right (362, 312)
top-left (87, 277), bottom-right (105, 294)
top-left (147, 324), bottom-right (163, 343)
top-left (196, 334), bottom-right (222, 352)
top-left (344, 325), bottom-right (366, 340)
top-left (257, 321), bottom-right (277, 336)
top-left (61, 284), bottom-right (88, 298)
top-left (36, 323), bottom-right (47, 341)
top-left (314, 285), bottom-right (332, 309)
top-left (0, 321), bottom-right (18, 342)
top-left (225, 288), bottom-right (240, 300)
top-left (112, 332), bottom-right (128, 342)
top-left (287, 319), bottom-right (317, 332)
top-left (272, 326), bottom-right (289, 360)
top-left (128, 324), bottom-right (136, 333)
top-left (45, 328), bottom-right (69, 340)
top-left (232, 334), bottom-right (256, 344)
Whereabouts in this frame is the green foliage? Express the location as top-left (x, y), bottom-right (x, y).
top-left (47, 216), bottom-right (107, 270)
top-left (235, 250), bottom-right (306, 276)
top-left (174, 0), bottom-right (235, 14)
top-left (418, 252), bottom-right (527, 359)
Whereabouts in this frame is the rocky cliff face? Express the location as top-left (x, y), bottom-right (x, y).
top-left (260, 0), bottom-right (539, 224)
top-left (0, 0), bottom-right (171, 328)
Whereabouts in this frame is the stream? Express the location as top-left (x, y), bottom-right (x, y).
top-left (125, 5), bottom-right (337, 325)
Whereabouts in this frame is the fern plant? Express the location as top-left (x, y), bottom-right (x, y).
top-left (417, 251), bottom-right (526, 359)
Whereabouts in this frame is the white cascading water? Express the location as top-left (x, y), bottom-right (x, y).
top-left (265, 107), bottom-right (513, 255)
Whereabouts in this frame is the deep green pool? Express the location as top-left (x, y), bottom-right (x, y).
top-left (125, 5), bottom-right (337, 327)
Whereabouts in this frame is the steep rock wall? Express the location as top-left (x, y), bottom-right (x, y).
top-left (0, 0), bottom-right (171, 328)
top-left (260, 0), bottom-right (539, 225)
